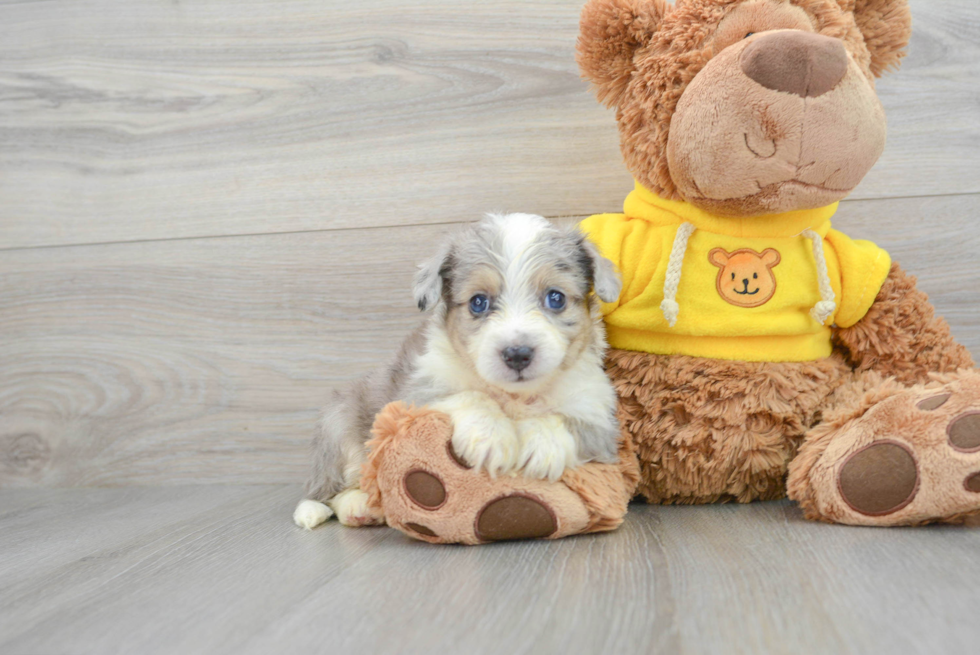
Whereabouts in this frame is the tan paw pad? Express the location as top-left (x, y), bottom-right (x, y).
top-left (404, 470), bottom-right (447, 510)
top-left (916, 393), bottom-right (951, 411)
top-left (838, 441), bottom-right (918, 516)
top-left (475, 494), bottom-right (557, 542)
top-left (947, 412), bottom-right (980, 452)
top-left (404, 522), bottom-right (439, 538)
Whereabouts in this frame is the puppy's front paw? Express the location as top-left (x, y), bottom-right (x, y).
top-left (329, 488), bottom-right (385, 527)
top-left (433, 393), bottom-right (520, 477)
top-left (517, 416), bottom-right (580, 482)
top-left (451, 418), bottom-right (521, 478)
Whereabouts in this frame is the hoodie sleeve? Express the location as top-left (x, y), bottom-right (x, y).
top-left (580, 212), bottom-right (666, 317)
top-left (825, 229), bottom-right (892, 328)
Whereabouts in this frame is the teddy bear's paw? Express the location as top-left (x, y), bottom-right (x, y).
top-left (394, 439), bottom-right (573, 544)
top-left (401, 484), bottom-right (560, 544)
top-left (516, 416), bottom-right (580, 482)
top-left (810, 371), bottom-right (980, 526)
top-left (367, 406), bottom-right (601, 544)
top-left (293, 499), bottom-right (333, 530)
top-left (329, 488), bottom-right (386, 527)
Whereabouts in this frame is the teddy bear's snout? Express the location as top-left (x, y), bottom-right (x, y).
top-left (665, 24), bottom-right (885, 217)
top-left (741, 31), bottom-right (848, 99)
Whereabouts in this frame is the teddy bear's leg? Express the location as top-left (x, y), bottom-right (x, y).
top-left (607, 349), bottom-right (850, 504)
top-left (787, 369), bottom-right (980, 526)
top-left (360, 403), bottom-right (635, 544)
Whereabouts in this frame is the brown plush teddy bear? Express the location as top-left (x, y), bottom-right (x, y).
top-left (365, 0), bottom-right (980, 542)
top-left (577, 0), bottom-right (980, 525)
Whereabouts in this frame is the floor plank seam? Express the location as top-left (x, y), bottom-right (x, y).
top-left (0, 192), bottom-right (976, 254)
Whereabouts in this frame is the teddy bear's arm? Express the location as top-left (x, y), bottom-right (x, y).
top-left (832, 263), bottom-right (974, 385)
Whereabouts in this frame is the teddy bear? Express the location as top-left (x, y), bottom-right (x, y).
top-left (576, 0), bottom-right (980, 525)
top-left (364, 0), bottom-right (980, 542)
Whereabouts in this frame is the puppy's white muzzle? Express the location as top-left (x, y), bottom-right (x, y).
top-left (476, 313), bottom-right (567, 390)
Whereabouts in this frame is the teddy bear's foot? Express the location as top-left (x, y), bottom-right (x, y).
top-left (789, 370), bottom-right (980, 526)
top-left (360, 402), bottom-right (637, 544)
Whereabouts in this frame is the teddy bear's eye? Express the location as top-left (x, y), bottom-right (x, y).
top-left (753, 272), bottom-right (758, 279)
top-left (731, 272), bottom-right (736, 280)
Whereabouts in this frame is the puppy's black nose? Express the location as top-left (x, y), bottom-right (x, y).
top-left (501, 345), bottom-right (534, 372)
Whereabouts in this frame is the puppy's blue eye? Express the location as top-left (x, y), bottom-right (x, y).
top-left (469, 294), bottom-right (490, 314)
top-left (745, 32), bottom-right (755, 39)
top-left (545, 289), bottom-right (566, 311)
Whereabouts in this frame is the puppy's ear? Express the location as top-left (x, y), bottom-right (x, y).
top-left (413, 242), bottom-right (452, 312)
top-left (578, 237), bottom-right (622, 304)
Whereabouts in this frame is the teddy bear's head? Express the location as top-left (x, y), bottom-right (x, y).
top-left (577, 0), bottom-right (911, 217)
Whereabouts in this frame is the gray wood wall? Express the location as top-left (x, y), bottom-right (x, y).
top-left (1, 0), bottom-right (978, 488)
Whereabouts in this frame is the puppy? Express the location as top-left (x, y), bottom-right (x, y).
top-left (294, 213), bottom-right (623, 529)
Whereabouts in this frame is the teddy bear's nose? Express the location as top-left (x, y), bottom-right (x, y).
top-left (740, 31), bottom-right (848, 98)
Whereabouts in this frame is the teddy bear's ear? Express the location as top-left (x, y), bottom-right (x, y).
top-left (708, 248), bottom-right (730, 269)
top-left (841, 0), bottom-right (912, 77)
top-left (760, 248), bottom-right (781, 268)
top-left (577, 0), bottom-right (669, 107)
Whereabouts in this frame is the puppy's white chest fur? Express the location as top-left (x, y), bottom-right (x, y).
top-left (485, 389), bottom-right (554, 420)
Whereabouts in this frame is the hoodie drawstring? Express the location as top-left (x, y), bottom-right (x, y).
top-left (801, 228), bottom-right (837, 325)
top-left (660, 222), bottom-right (696, 327)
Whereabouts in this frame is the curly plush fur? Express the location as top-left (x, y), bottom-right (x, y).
top-left (608, 348), bottom-right (850, 504)
top-left (834, 263), bottom-right (974, 384)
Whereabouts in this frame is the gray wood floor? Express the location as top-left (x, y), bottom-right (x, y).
top-left (1, 485), bottom-right (978, 655)
top-left (2, 1), bottom-right (980, 653)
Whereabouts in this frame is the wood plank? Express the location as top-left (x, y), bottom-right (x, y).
top-left (1, 486), bottom-right (979, 654)
top-left (1, 193), bottom-right (978, 488)
top-left (0, 224), bottom-right (431, 487)
top-left (0, 485), bottom-right (276, 594)
top-left (0, 485), bottom-right (402, 654)
top-left (0, 0), bottom-right (978, 249)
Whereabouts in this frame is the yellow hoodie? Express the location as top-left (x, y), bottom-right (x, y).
top-left (581, 183), bottom-right (892, 362)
